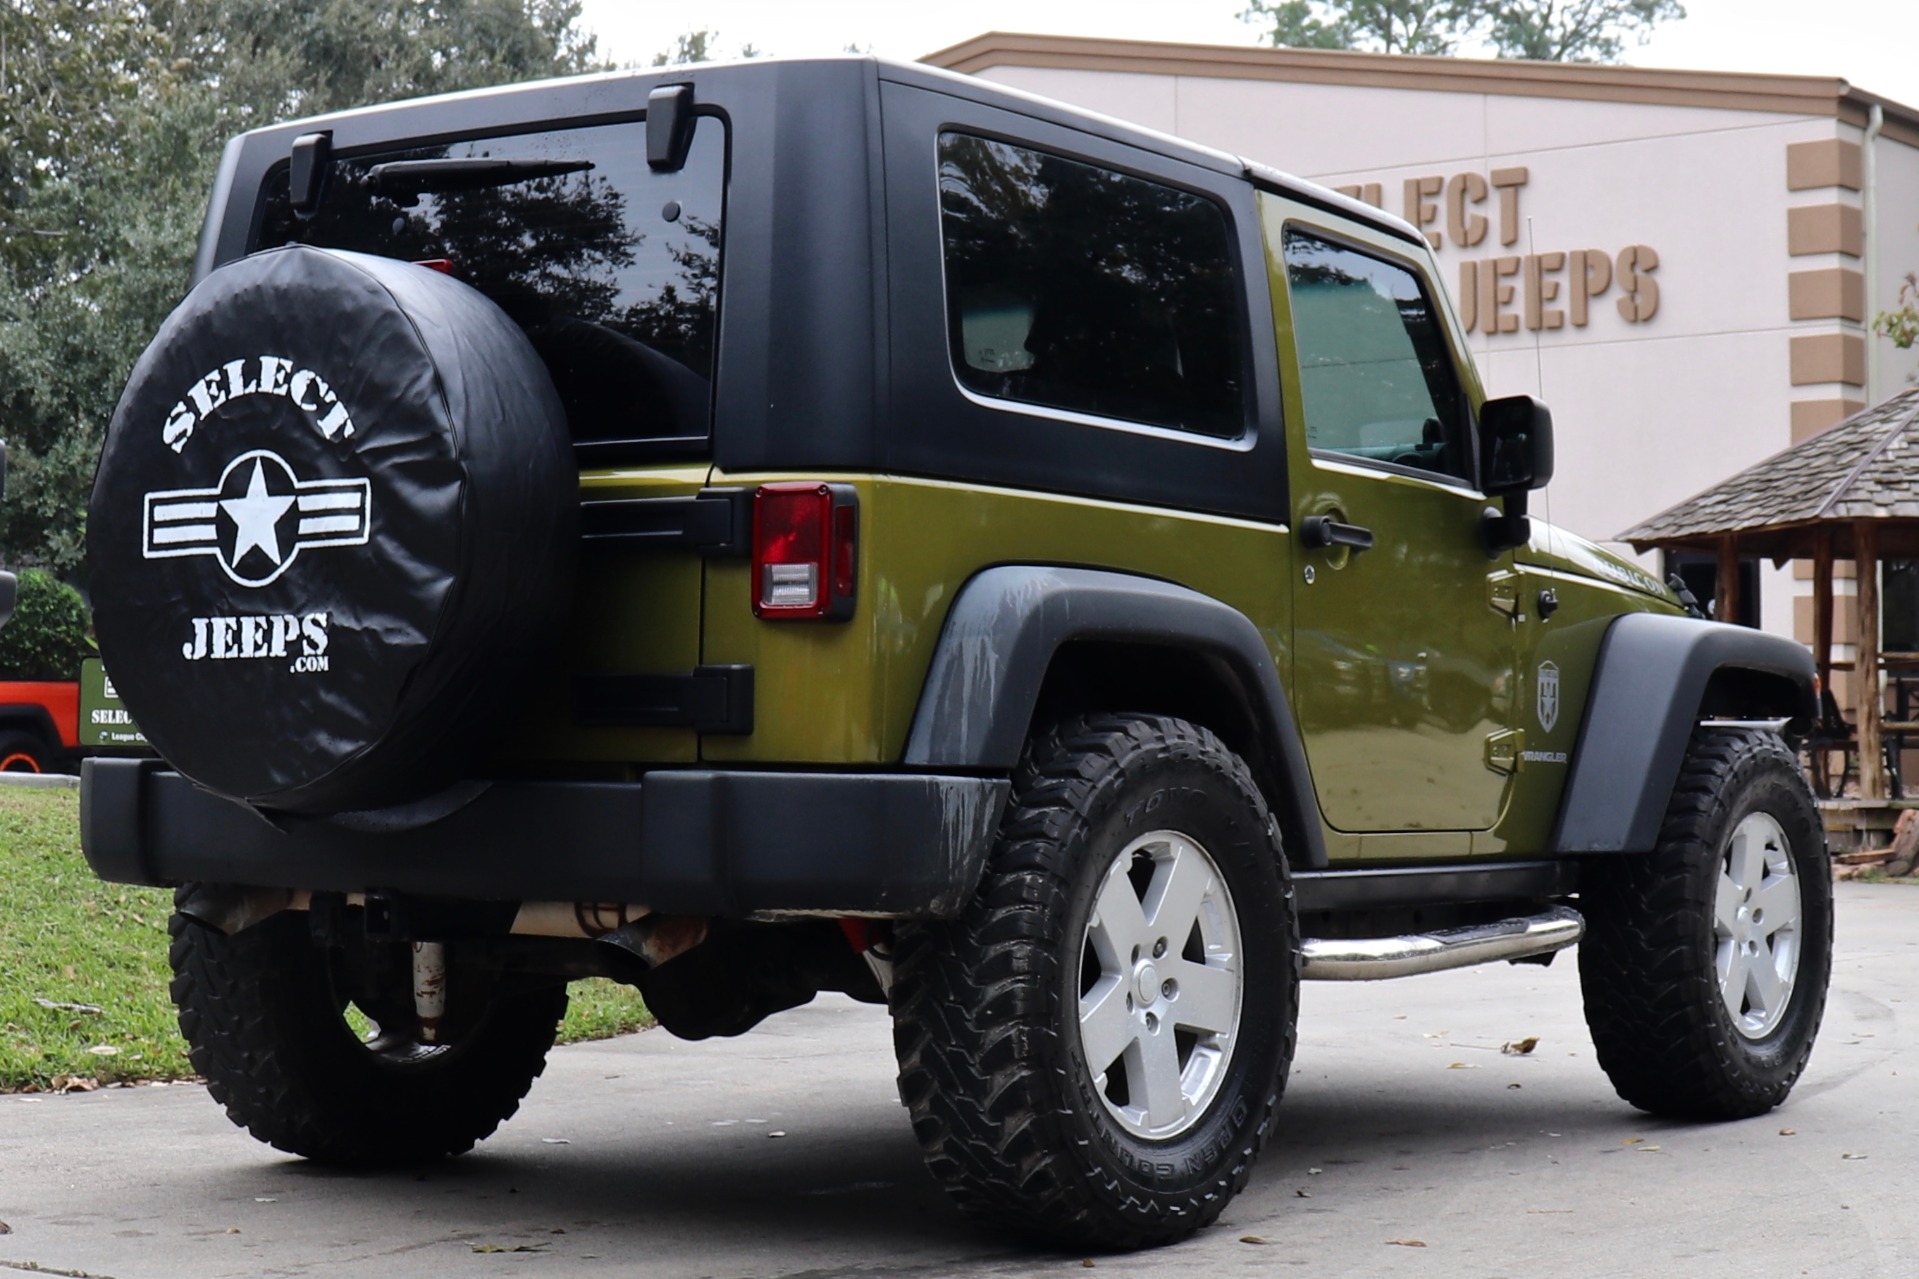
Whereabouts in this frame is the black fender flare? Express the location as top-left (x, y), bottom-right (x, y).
top-left (1552, 612), bottom-right (1817, 853)
top-left (902, 565), bottom-right (1328, 868)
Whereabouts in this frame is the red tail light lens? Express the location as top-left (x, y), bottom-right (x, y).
top-left (753, 483), bottom-right (858, 620)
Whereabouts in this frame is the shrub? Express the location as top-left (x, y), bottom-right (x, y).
top-left (0, 569), bottom-right (92, 681)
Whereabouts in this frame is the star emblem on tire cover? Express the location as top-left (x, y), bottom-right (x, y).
top-left (143, 449), bottom-right (372, 587)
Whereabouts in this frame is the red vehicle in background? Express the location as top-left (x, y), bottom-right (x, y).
top-left (0, 678), bottom-right (77, 773)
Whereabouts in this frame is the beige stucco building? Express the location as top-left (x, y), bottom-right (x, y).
top-left (925, 33), bottom-right (1919, 657)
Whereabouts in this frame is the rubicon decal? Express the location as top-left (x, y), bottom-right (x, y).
top-left (143, 449), bottom-right (371, 587)
top-left (182, 611), bottom-right (331, 674)
top-left (162, 354), bottom-right (355, 452)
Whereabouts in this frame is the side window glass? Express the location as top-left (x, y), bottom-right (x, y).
top-left (937, 133), bottom-right (1245, 439)
top-left (1282, 229), bottom-right (1470, 482)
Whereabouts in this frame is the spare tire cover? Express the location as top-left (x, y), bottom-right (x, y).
top-left (90, 245), bottom-right (576, 815)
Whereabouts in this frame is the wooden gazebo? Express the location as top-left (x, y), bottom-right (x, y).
top-left (1621, 387), bottom-right (1919, 800)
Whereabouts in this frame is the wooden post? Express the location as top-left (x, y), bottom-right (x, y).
top-left (1857, 520), bottom-right (1884, 799)
top-left (1813, 526), bottom-right (1835, 708)
top-left (1717, 535), bottom-right (1741, 624)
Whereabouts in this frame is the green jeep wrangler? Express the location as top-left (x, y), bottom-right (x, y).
top-left (80, 56), bottom-right (1830, 1249)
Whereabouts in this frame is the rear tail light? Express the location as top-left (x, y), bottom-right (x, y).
top-left (752, 483), bottom-right (858, 620)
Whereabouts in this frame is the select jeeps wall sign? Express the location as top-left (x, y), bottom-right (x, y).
top-left (88, 245), bottom-right (575, 814)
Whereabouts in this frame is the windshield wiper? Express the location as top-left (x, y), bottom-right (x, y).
top-left (368, 158), bottom-right (595, 203)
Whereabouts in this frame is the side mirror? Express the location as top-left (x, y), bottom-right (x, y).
top-left (1477, 396), bottom-right (1553, 557)
top-left (1478, 394), bottom-right (1554, 496)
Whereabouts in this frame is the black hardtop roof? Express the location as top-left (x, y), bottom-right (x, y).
top-left (230, 55), bottom-right (1421, 246)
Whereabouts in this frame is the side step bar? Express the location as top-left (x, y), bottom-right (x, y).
top-left (1300, 906), bottom-right (1583, 981)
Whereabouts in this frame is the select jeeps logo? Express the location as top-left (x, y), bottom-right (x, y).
top-left (182, 611), bottom-right (331, 674)
top-left (163, 355), bottom-right (355, 453)
top-left (143, 449), bottom-right (371, 587)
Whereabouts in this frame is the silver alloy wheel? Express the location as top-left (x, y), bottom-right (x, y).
top-left (1075, 829), bottom-right (1243, 1141)
top-left (1714, 811), bottom-right (1802, 1040)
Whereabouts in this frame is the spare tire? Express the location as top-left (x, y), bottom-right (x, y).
top-left (89, 245), bottom-right (576, 816)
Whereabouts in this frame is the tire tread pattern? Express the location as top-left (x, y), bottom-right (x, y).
top-left (891, 713), bottom-right (1297, 1250)
top-left (1578, 729), bottom-right (1831, 1120)
top-left (170, 904), bottom-right (566, 1165)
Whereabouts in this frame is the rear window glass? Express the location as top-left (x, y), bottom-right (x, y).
top-left (255, 117), bottom-right (725, 454)
top-left (937, 133), bottom-right (1246, 439)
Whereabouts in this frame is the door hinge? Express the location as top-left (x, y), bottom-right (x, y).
top-left (1488, 569), bottom-right (1524, 622)
top-left (1485, 727), bottom-right (1525, 775)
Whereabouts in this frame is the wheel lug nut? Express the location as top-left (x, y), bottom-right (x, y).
top-left (1153, 939), bottom-right (1167, 959)
top-left (1145, 1012), bottom-right (1159, 1032)
top-left (1162, 979), bottom-right (1177, 999)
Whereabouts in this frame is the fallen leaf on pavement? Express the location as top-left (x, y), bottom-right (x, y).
top-left (1501, 1037), bottom-right (1540, 1055)
top-left (1779, 1128), bottom-right (1797, 1136)
top-left (1622, 1137), bottom-right (1643, 1146)
top-left (472, 1243), bottom-right (547, 1253)
top-left (0, 1220), bottom-right (10, 1235)
top-left (1843, 1153), bottom-right (1868, 1160)
top-left (1447, 1062), bottom-right (1478, 1070)
top-left (1240, 1236), bottom-right (1268, 1245)
top-left (1387, 1239), bottom-right (1428, 1247)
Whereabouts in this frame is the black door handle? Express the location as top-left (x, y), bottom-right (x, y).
top-left (1300, 515), bottom-right (1375, 553)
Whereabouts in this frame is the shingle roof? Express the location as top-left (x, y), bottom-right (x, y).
top-left (1620, 387), bottom-right (1919, 548)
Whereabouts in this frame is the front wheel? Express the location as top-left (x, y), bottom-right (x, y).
top-left (170, 901), bottom-right (567, 1164)
top-left (1578, 728), bottom-right (1832, 1119)
top-left (891, 714), bottom-right (1298, 1249)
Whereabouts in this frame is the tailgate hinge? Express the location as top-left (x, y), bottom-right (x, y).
top-left (580, 487), bottom-right (751, 557)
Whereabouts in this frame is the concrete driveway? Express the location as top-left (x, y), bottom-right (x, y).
top-left (2, 882), bottom-right (1915, 1278)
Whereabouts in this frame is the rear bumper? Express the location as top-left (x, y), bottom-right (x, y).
top-left (80, 759), bottom-right (1009, 918)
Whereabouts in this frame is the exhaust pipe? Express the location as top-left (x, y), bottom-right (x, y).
top-left (177, 885), bottom-right (706, 965)
top-left (1300, 906), bottom-right (1583, 981)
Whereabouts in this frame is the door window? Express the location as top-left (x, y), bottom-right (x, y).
top-left (1282, 230), bottom-right (1470, 483)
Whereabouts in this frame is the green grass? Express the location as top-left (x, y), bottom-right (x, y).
top-left (0, 787), bottom-right (652, 1092)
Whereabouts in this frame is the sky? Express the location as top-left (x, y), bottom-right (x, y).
top-left (574, 0), bottom-right (1919, 112)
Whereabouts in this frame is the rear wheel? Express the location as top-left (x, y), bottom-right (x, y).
top-left (1579, 729), bottom-right (1832, 1119)
top-left (169, 902), bottom-right (566, 1164)
top-left (0, 729), bottom-right (51, 773)
top-left (892, 714), bottom-right (1297, 1249)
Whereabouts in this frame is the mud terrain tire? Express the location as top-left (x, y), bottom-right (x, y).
top-left (1579, 728), bottom-right (1831, 1119)
top-left (892, 713), bottom-right (1298, 1250)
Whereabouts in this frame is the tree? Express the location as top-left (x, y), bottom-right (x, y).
top-left (651, 29), bottom-right (760, 66)
top-left (1241, 0), bottom-right (1686, 62)
top-left (0, 568), bottom-right (93, 681)
top-left (148, 0), bottom-right (607, 125)
top-left (1482, 0), bottom-right (1685, 62)
top-left (1874, 271), bottom-right (1919, 354)
top-left (0, 0), bottom-right (610, 575)
top-left (1240, 1), bottom-right (1481, 55)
